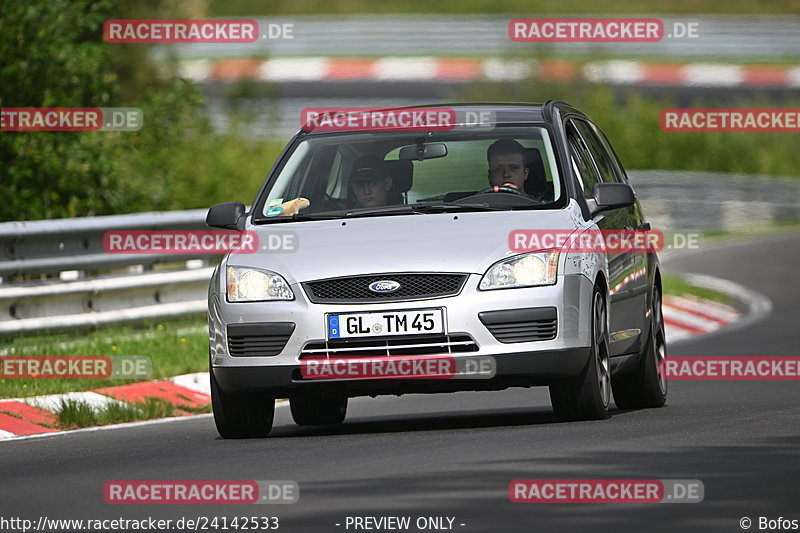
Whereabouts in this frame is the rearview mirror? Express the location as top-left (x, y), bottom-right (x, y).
top-left (586, 183), bottom-right (635, 217)
top-left (206, 201), bottom-right (246, 230)
top-left (398, 142), bottom-right (448, 161)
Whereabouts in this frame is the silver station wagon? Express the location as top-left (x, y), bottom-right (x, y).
top-left (206, 102), bottom-right (667, 438)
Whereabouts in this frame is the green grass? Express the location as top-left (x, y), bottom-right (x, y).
top-left (662, 272), bottom-right (733, 304)
top-left (0, 319), bottom-right (208, 399)
top-left (54, 397), bottom-right (210, 430)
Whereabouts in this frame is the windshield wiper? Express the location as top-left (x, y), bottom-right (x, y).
top-left (255, 213), bottom-right (345, 224)
top-left (342, 203), bottom-right (507, 218)
top-left (255, 203), bottom-right (508, 223)
top-left (410, 203), bottom-right (507, 212)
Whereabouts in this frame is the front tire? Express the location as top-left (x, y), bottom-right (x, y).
top-left (549, 288), bottom-right (611, 421)
top-left (612, 285), bottom-right (668, 409)
top-left (211, 370), bottom-right (275, 438)
top-left (290, 394), bottom-right (348, 426)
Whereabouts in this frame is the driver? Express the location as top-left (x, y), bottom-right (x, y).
top-left (487, 138), bottom-right (529, 191)
top-left (350, 155), bottom-right (394, 208)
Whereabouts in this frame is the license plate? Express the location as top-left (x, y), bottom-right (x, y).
top-left (327, 309), bottom-right (444, 339)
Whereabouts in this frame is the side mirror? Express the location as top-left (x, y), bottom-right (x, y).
top-left (206, 201), bottom-right (246, 230)
top-left (586, 183), bottom-right (635, 217)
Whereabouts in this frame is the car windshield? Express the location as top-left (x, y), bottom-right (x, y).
top-left (254, 126), bottom-right (563, 222)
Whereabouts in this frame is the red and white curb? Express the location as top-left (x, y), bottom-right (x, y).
top-left (0, 373), bottom-right (210, 440)
top-left (0, 293), bottom-right (743, 440)
top-left (663, 294), bottom-right (741, 344)
top-left (179, 57), bottom-right (800, 88)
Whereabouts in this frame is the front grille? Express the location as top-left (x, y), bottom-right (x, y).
top-left (303, 273), bottom-right (468, 304)
top-left (227, 322), bottom-right (295, 357)
top-left (479, 307), bottom-right (557, 343)
top-left (300, 333), bottom-right (478, 358)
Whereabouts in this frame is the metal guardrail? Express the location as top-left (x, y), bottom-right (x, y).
top-left (0, 209), bottom-right (214, 336)
top-left (171, 15), bottom-right (800, 60)
top-left (630, 171), bottom-right (800, 231)
top-left (0, 208), bottom-right (210, 276)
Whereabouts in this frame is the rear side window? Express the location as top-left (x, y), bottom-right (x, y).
top-left (587, 121), bottom-right (628, 183)
top-left (571, 119), bottom-right (622, 184)
top-left (566, 122), bottom-right (601, 196)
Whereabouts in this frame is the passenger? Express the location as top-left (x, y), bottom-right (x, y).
top-left (487, 138), bottom-right (529, 191)
top-left (350, 155), bottom-right (394, 208)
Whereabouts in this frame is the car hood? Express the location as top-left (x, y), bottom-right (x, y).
top-left (235, 210), bottom-right (579, 283)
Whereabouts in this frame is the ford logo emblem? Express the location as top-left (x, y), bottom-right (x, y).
top-left (369, 280), bottom-right (401, 294)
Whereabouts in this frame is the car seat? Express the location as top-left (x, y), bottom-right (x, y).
top-left (523, 148), bottom-right (554, 201)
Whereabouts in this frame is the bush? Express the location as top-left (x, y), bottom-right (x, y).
top-left (0, 0), bottom-right (282, 222)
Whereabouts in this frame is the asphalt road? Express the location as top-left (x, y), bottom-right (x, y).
top-left (2, 233), bottom-right (799, 533)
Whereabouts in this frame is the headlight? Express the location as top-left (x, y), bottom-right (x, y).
top-left (479, 252), bottom-right (558, 290)
top-left (227, 266), bottom-right (294, 302)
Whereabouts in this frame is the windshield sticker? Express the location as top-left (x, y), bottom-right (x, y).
top-left (265, 198), bottom-right (310, 217)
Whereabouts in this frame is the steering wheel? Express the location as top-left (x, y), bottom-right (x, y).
top-left (477, 185), bottom-right (526, 196)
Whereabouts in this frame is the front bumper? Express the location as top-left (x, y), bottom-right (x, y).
top-left (212, 347), bottom-right (591, 397)
top-left (209, 272), bottom-right (595, 396)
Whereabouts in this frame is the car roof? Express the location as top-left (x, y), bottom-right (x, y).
top-left (300, 101), bottom-right (587, 134)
